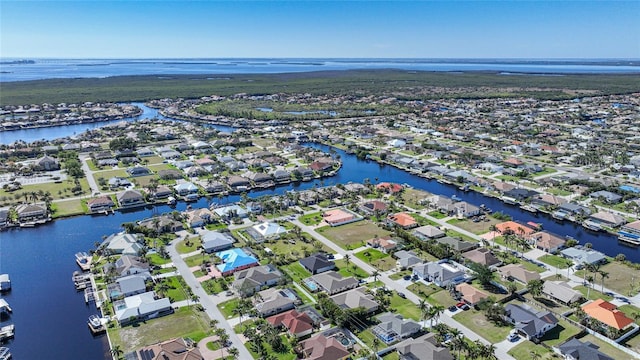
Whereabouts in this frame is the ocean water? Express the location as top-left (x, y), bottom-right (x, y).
top-left (1, 58), bottom-right (639, 82)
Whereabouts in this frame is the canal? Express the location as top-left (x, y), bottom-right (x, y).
top-left (0, 104), bottom-right (635, 359)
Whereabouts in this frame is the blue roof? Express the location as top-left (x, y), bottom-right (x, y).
top-left (215, 248), bottom-right (258, 273)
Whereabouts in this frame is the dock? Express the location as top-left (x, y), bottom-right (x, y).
top-left (0, 299), bottom-right (11, 315)
top-left (0, 275), bottom-right (9, 292)
top-left (0, 347), bottom-right (10, 360)
top-left (75, 252), bottom-right (93, 271)
top-left (0, 325), bottom-right (14, 342)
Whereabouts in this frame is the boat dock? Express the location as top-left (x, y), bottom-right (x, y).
top-left (0, 299), bottom-right (11, 315)
top-left (0, 275), bottom-right (9, 292)
top-left (75, 252), bottom-right (93, 271)
top-left (0, 346), bottom-right (11, 360)
top-left (0, 325), bottom-right (14, 342)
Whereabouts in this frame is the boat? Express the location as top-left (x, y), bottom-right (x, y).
top-left (451, 195), bottom-right (461, 201)
top-left (519, 204), bottom-right (538, 214)
top-left (582, 220), bottom-right (603, 232)
top-left (618, 231), bottom-right (640, 246)
top-left (552, 210), bottom-right (567, 221)
top-left (501, 196), bottom-right (519, 205)
top-left (75, 252), bottom-right (92, 271)
top-left (167, 196), bottom-right (176, 205)
top-left (458, 184), bottom-right (470, 192)
top-left (0, 325), bottom-right (14, 342)
top-left (0, 347), bottom-right (11, 360)
top-left (88, 314), bottom-right (107, 334)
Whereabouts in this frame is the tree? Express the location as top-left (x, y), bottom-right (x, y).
top-left (372, 270), bottom-right (380, 283)
top-left (527, 279), bottom-right (544, 298)
top-left (529, 350), bottom-right (541, 360)
top-left (344, 253), bottom-right (351, 267)
top-left (228, 347), bottom-right (239, 359)
top-left (599, 270), bottom-right (609, 292)
top-left (507, 282), bottom-right (518, 295)
top-left (586, 275), bottom-right (595, 299)
top-left (372, 336), bottom-right (381, 352)
top-left (429, 305), bottom-right (445, 327)
top-left (470, 263), bottom-right (494, 287)
top-left (418, 299), bottom-right (429, 328)
top-left (110, 345), bottom-right (124, 360)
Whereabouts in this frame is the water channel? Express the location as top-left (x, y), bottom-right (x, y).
top-left (0, 104), bottom-right (634, 359)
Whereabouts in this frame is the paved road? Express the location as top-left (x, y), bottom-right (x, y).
top-left (167, 235), bottom-right (253, 360)
top-left (80, 154), bottom-right (101, 195)
top-left (292, 219), bottom-right (517, 360)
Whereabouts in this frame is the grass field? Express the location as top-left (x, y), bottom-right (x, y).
top-left (453, 308), bottom-right (512, 343)
top-left (317, 221), bottom-right (391, 249)
top-left (282, 262), bottom-right (313, 283)
top-left (52, 199), bottom-right (85, 217)
top-left (507, 340), bottom-right (555, 360)
top-left (406, 282), bottom-right (442, 299)
top-left (539, 254), bottom-right (573, 269)
top-left (217, 298), bottom-right (241, 319)
top-left (427, 289), bottom-right (457, 308)
top-left (401, 188), bottom-right (431, 210)
top-left (389, 293), bottom-right (422, 321)
top-left (0, 178), bottom-right (91, 204)
top-left (449, 217), bottom-right (501, 235)
top-left (574, 261), bottom-right (640, 296)
top-left (538, 319), bottom-right (582, 347)
top-left (108, 306), bottom-right (210, 353)
top-left (176, 236), bottom-right (202, 254)
top-left (354, 248), bottom-right (389, 263)
top-left (335, 258), bottom-right (370, 278)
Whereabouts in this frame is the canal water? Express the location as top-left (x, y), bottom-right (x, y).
top-left (0, 105), bottom-right (635, 359)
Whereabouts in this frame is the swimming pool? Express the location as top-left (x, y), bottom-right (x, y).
top-left (304, 279), bottom-right (318, 291)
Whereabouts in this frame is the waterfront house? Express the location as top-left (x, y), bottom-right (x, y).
top-left (267, 309), bottom-right (315, 338)
top-left (246, 221), bottom-right (287, 242)
top-left (272, 169), bottom-right (291, 183)
top-left (498, 264), bottom-right (541, 284)
top-left (504, 303), bottom-right (558, 340)
top-left (589, 211), bottom-right (626, 228)
top-left (560, 246), bottom-right (606, 266)
top-left (376, 182), bottom-right (404, 194)
top-left (15, 203), bottom-right (47, 221)
top-left (184, 208), bottom-right (214, 228)
top-left (173, 181), bottom-right (199, 196)
top-left (528, 231), bottom-right (566, 253)
top-left (294, 166), bottom-right (314, 181)
top-left (201, 231), bottom-right (235, 253)
top-left (102, 233), bottom-right (144, 255)
top-left (108, 274), bottom-right (147, 300)
top-left (106, 255), bottom-right (150, 278)
top-left (372, 313), bottom-right (421, 343)
top-left (619, 220), bottom-right (640, 244)
top-left (581, 299), bottom-right (634, 331)
top-left (138, 215), bottom-right (183, 234)
top-left (461, 248), bottom-right (501, 268)
top-left (114, 291), bottom-right (172, 326)
top-left (394, 250), bottom-right (422, 270)
top-left (413, 225), bottom-right (446, 240)
top-left (117, 189), bottom-right (145, 208)
top-left (212, 204), bottom-right (249, 220)
top-left (395, 333), bottom-right (453, 360)
top-left (542, 281), bottom-right (583, 305)
top-left (87, 196), bottom-right (115, 213)
top-left (455, 283), bottom-right (489, 306)
top-left (308, 271), bottom-right (359, 295)
top-left (126, 338), bottom-right (203, 360)
top-left (558, 338), bottom-right (614, 360)
top-left (495, 221), bottom-right (536, 237)
top-left (254, 287), bottom-right (297, 317)
top-left (412, 261), bottom-right (466, 287)
top-left (227, 175), bottom-right (250, 192)
top-left (453, 202), bottom-right (481, 218)
top-left (299, 332), bottom-right (350, 360)
top-left (35, 155), bottom-right (60, 171)
top-left (215, 248), bottom-right (259, 276)
top-left (232, 264), bottom-right (283, 297)
top-left (300, 253), bottom-right (335, 275)
top-left (386, 212), bottom-right (418, 229)
top-left (322, 209), bottom-right (362, 227)
top-left (330, 287), bottom-right (379, 314)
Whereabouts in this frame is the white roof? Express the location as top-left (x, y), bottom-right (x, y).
top-left (251, 221), bottom-right (287, 237)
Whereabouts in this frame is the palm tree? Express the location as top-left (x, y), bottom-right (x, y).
top-left (527, 279), bottom-right (544, 298)
top-left (372, 336), bottom-right (381, 353)
top-left (418, 299), bottom-right (429, 328)
top-left (228, 347), bottom-right (239, 359)
top-left (586, 275), bottom-right (595, 299)
top-left (372, 270), bottom-right (380, 283)
top-left (110, 345), bottom-right (124, 360)
top-left (344, 253), bottom-right (351, 267)
top-left (529, 350), bottom-right (541, 360)
top-left (429, 305), bottom-right (445, 327)
top-left (599, 270), bottom-right (609, 292)
top-left (483, 343), bottom-right (497, 360)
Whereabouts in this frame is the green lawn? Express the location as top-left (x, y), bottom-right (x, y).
top-left (508, 340), bottom-right (555, 360)
top-left (539, 319), bottom-right (582, 347)
top-left (427, 289), bottom-right (457, 308)
top-left (184, 254), bottom-right (207, 267)
top-left (539, 254), bottom-right (572, 269)
top-left (453, 309), bottom-right (512, 343)
top-left (282, 262), bottom-right (313, 283)
top-left (108, 306), bottom-right (210, 353)
top-left (389, 270), bottom-right (412, 280)
top-left (574, 285), bottom-right (614, 302)
top-left (574, 261), bottom-right (640, 296)
top-left (412, 213), bottom-right (439, 226)
top-left (176, 236), bottom-right (202, 254)
top-left (335, 258), bottom-right (370, 278)
top-left (163, 276), bottom-right (189, 302)
top-left (201, 278), bottom-right (226, 295)
top-left (317, 221), bottom-right (391, 250)
top-left (52, 199), bottom-right (85, 217)
top-left (298, 211), bottom-right (322, 226)
top-left (354, 248), bottom-right (389, 263)
top-left (217, 298), bottom-right (241, 319)
top-left (389, 294), bottom-right (422, 321)
top-left (147, 253), bottom-right (172, 266)
top-left (407, 283), bottom-right (442, 299)
top-left (427, 211), bottom-right (447, 219)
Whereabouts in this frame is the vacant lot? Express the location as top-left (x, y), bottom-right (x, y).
top-left (317, 221), bottom-right (391, 249)
top-left (453, 308), bottom-right (512, 343)
top-left (401, 188), bottom-right (431, 210)
top-left (574, 261), bottom-right (640, 296)
top-left (508, 340), bottom-right (554, 360)
top-left (449, 216), bottom-right (501, 235)
top-left (108, 306), bottom-right (209, 353)
top-left (299, 212), bottom-right (323, 226)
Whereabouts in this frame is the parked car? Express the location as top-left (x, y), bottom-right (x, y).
top-left (456, 302), bottom-right (470, 310)
top-left (448, 305), bottom-right (458, 313)
top-left (397, 291), bottom-right (406, 299)
top-left (508, 333), bottom-right (520, 342)
top-left (403, 275), bottom-right (412, 281)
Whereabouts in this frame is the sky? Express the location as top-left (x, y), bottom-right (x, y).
top-left (1, 1), bottom-right (638, 59)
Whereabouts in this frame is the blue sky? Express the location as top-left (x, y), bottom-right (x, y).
top-left (1, 1), bottom-right (638, 58)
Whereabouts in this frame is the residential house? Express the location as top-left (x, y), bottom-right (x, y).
top-left (376, 182), bottom-right (404, 194)
top-left (386, 212), bottom-right (418, 229)
top-left (498, 264), bottom-right (541, 284)
top-left (395, 333), bottom-right (453, 360)
top-left (394, 250), bottom-right (422, 270)
top-left (412, 261), bottom-right (466, 287)
top-left (102, 232), bottom-right (144, 255)
top-left (298, 333), bottom-right (350, 360)
top-left (428, 195), bottom-right (456, 214)
top-left (413, 225), bottom-right (446, 240)
top-left (15, 203), bottom-right (47, 221)
top-left (158, 169), bottom-right (183, 180)
top-left (174, 182), bottom-right (199, 196)
top-left (109, 177), bottom-right (132, 189)
top-left (212, 204), bottom-right (249, 220)
top-left (227, 175), bottom-right (251, 192)
top-left (542, 281), bottom-right (583, 305)
top-left (138, 215), bottom-right (184, 234)
top-left (453, 202), bottom-right (481, 218)
top-left (135, 147), bottom-right (155, 157)
top-left (232, 264), bottom-right (283, 296)
top-left (581, 299), bottom-right (634, 331)
top-left (308, 271), bottom-right (358, 295)
top-left (272, 169), bottom-right (291, 183)
top-left (108, 255), bottom-right (150, 278)
top-left (461, 248), bottom-right (502, 268)
top-left (504, 303), bottom-right (558, 340)
top-left (533, 194), bottom-right (567, 208)
top-left (126, 338), bottom-right (203, 360)
top-left (434, 236), bottom-right (478, 253)
top-left (559, 202), bottom-right (592, 217)
top-left (558, 338), bottom-right (614, 360)
top-left (215, 248), bottom-right (259, 276)
top-left (495, 221), bottom-right (536, 237)
top-left (455, 283), bottom-right (489, 306)
top-left (113, 291), bottom-right (172, 326)
top-left (560, 246), bottom-right (607, 266)
top-left (359, 200), bottom-right (389, 215)
top-left (201, 231), bottom-right (235, 253)
top-left (372, 313), bottom-right (421, 343)
top-left (246, 221), bottom-right (287, 242)
top-left (300, 253), bottom-right (335, 275)
top-left (126, 166), bottom-right (151, 177)
top-left (294, 167), bottom-right (315, 181)
top-left (330, 287), bottom-right (379, 314)
top-left (589, 190), bottom-right (623, 204)
top-left (529, 231), bottom-right (566, 253)
top-left (267, 309), bottom-right (315, 338)
top-left (322, 209), bottom-right (361, 227)
top-left (254, 287), bottom-right (298, 317)
top-left (366, 236), bottom-right (397, 253)
top-left (35, 155), bottom-right (60, 171)
top-left (619, 220), bottom-right (640, 245)
top-left (185, 208), bottom-right (214, 228)
top-left (589, 211), bottom-right (626, 228)
top-left (87, 195), bottom-right (116, 214)
top-left (152, 185), bottom-right (173, 199)
top-left (117, 189), bottom-right (145, 208)
top-left (108, 274), bottom-right (147, 300)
